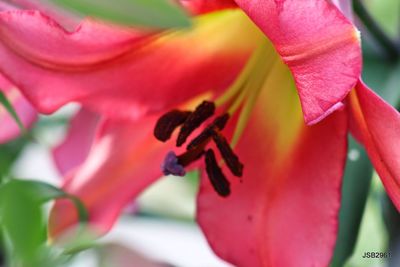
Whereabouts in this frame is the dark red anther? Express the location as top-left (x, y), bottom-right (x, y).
top-left (205, 149), bottom-right (230, 197)
top-left (210, 113), bottom-right (230, 130)
top-left (212, 130), bottom-right (243, 177)
top-left (176, 101), bottom-right (215, 147)
top-left (187, 113), bottom-right (230, 151)
top-left (154, 110), bottom-right (191, 142)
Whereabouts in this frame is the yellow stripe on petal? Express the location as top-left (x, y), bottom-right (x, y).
top-left (0, 9), bottom-right (264, 119)
top-left (254, 57), bottom-right (304, 166)
top-left (157, 9), bottom-right (265, 56)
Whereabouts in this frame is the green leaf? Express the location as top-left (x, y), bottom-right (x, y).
top-left (0, 180), bottom-right (89, 266)
top-left (0, 138), bottom-right (28, 178)
top-left (331, 137), bottom-right (373, 267)
top-left (0, 180), bottom-right (46, 264)
top-left (49, 0), bottom-right (191, 28)
top-left (61, 230), bottom-right (98, 255)
top-left (0, 91), bottom-right (26, 135)
top-left (4, 180), bottom-right (88, 223)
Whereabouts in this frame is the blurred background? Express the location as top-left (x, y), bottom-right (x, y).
top-left (0, 0), bottom-right (399, 266)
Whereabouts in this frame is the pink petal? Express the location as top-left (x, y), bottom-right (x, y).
top-left (0, 10), bottom-right (259, 119)
top-left (234, 0), bottom-right (362, 124)
top-left (49, 115), bottom-right (170, 237)
top-left (0, 74), bottom-right (37, 143)
top-left (197, 61), bottom-right (348, 266)
top-left (53, 108), bottom-right (100, 175)
top-left (349, 81), bottom-right (400, 209)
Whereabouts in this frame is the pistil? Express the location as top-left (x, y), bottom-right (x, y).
top-left (155, 100), bottom-right (242, 197)
top-left (154, 40), bottom-right (277, 197)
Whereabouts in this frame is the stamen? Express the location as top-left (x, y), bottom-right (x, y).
top-left (154, 110), bottom-right (191, 142)
top-left (187, 113), bottom-right (230, 150)
top-left (214, 42), bottom-right (271, 107)
top-left (231, 42), bottom-right (277, 148)
top-left (177, 146), bottom-right (205, 167)
top-left (156, 41), bottom-right (276, 196)
top-left (205, 149), bottom-right (230, 197)
top-left (162, 151), bottom-right (186, 176)
top-left (176, 101), bottom-right (215, 147)
top-left (211, 130), bottom-right (243, 177)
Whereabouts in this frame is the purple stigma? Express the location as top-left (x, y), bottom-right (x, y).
top-left (161, 151), bottom-right (186, 176)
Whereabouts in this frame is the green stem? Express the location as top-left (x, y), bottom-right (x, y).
top-left (353, 0), bottom-right (400, 61)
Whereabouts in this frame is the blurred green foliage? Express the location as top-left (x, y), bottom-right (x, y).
top-left (365, 0), bottom-right (400, 39)
top-left (335, 0), bottom-right (400, 265)
top-left (362, 47), bottom-right (400, 106)
top-left (345, 176), bottom-right (388, 267)
top-left (0, 180), bottom-right (46, 266)
top-left (331, 138), bottom-right (373, 267)
top-left (0, 138), bottom-right (27, 179)
top-left (0, 179), bottom-right (89, 266)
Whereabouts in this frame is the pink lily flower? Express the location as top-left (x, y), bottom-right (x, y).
top-left (0, 1), bottom-right (399, 266)
top-left (53, 108), bottom-right (100, 175)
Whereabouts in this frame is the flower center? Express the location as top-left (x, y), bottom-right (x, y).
top-left (153, 40), bottom-right (277, 197)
